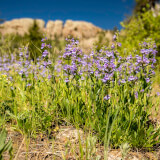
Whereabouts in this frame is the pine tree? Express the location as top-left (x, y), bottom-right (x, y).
top-left (27, 20), bottom-right (43, 60)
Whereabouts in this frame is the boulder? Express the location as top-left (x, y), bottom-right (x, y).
top-left (79, 37), bottom-right (99, 53)
top-left (62, 20), bottom-right (102, 39)
top-left (105, 31), bottom-right (113, 42)
top-left (35, 19), bottom-right (45, 30)
top-left (0, 18), bottom-right (45, 36)
top-left (46, 20), bottom-right (63, 39)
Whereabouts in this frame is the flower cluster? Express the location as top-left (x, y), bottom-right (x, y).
top-left (56, 38), bottom-right (83, 82)
top-left (57, 37), bottom-right (157, 100)
top-left (0, 38), bottom-right (53, 86)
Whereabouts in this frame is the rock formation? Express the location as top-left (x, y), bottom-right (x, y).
top-left (0, 18), bottom-right (102, 38)
top-left (0, 18), bottom-right (113, 51)
top-left (62, 20), bottom-right (102, 39)
top-left (46, 20), bottom-right (63, 38)
top-left (0, 18), bottom-right (45, 36)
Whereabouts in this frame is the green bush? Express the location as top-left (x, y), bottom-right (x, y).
top-left (119, 9), bottom-right (160, 56)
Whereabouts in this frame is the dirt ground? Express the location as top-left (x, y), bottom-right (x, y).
top-left (3, 126), bottom-right (160, 160)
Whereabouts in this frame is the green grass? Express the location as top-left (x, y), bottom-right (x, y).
top-left (0, 37), bottom-right (160, 160)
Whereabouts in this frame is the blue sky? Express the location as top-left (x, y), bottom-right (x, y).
top-left (0, 0), bottom-right (135, 30)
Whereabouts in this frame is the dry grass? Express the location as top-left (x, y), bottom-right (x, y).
top-left (3, 126), bottom-right (160, 160)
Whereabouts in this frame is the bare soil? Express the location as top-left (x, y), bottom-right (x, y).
top-left (3, 126), bottom-right (160, 160)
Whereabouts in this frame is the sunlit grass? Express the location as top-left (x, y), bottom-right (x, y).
top-left (0, 36), bottom-right (160, 160)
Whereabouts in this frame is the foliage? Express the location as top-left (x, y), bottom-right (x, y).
top-left (0, 21), bottom-right (66, 60)
top-left (25, 20), bottom-right (43, 60)
top-left (0, 36), bottom-right (160, 150)
top-left (133, 0), bottom-right (159, 14)
top-left (0, 129), bottom-right (12, 160)
top-left (94, 31), bottom-right (110, 52)
top-left (119, 9), bottom-right (160, 57)
top-left (56, 37), bottom-right (160, 148)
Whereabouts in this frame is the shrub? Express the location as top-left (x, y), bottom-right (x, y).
top-left (119, 9), bottom-right (160, 57)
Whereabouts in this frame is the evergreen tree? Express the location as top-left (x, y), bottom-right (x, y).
top-left (27, 20), bottom-right (43, 60)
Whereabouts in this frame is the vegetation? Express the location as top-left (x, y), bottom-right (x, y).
top-left (133, 0), bottom-right (159, 14)
top-left (0, 129), bottom-right (12, 160)
top-left (0, 35), bottom-right (160, 157)
top-left (0, 1), bottom-right (160, 159)
top-left (0, 20), bottom-right (66, 60)
top-left (94, 31), bottom-right (110, 52)
top-left (25, 20), bottom-right (44, 60)
top-left (119, 8), bottom-right (160, 57)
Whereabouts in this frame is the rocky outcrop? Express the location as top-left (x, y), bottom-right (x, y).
top-left (0, 18), bottom-right (102, 39)
top-left (46, 20), bottom-right (63, 39)
top-left (0, 18), bottom-right (113, 51)
top-left (0, 18), bottom-right (45, 36)
top-left (62, 20), bottom-right (102, 39)
top-left (79, 37), bottom-right (99, 52)
top-left (104, 31), bottom-right (113, 42)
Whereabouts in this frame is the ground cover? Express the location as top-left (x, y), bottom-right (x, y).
top-left (0, 35), bottom-right (160, 159)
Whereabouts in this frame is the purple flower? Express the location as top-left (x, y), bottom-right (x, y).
top-left (153, 44), bottom-right (157, 48)
top-left (75, 40), bottom-right (79, 45)
top-left (47, 44), bottom-right (52, 48)
top-left (65, 78), bottom-right (69, 83)
top-left (127, 55), bottom-right (132, 61)
top-left (117, 43), bottom-right (121, 47)
top-left (43, 61), bottom-right (48, 67)
top-left (135, 92), bottom-right (138, 99)
top-left (41, 38), bottom-right (45, 42)
top-left (113, 35), bottom-right (117, 41)
top-left (81, 76), bottom-right (85, 80)
top-left (145, 78), bottom-right (150, 83)
top-left (63, 65), bottom-right (71, 72)
top-left (143, 56), bottom-right (150, 64)
top-left (41, 43), bottom-right (46, 49)
top-left (143, 42), bottom-right (147, 46)
top-left (19, 70), bottom-right (23, 75)
top-left (156, 92), bottom-right (160, 96)
top-left (10, 86), bottom-right (14, 90)
top-left (151, 58), bottom-right (156, 64)
top-left (128, 76), bottom-right (136, 82)
top-left (19, 52), bottom-right (23, 56)
top-left (63, 52), bottom-right (72, 58)
top-left (151, 70), bottom-right (155, 75)
top-left (101, 75), bottom-right (110, 83)
top-left (120, 79), bottom-right (126, 84)
top-left (26, 83), bottom-right (31, 87)
top-left (104, 95), bottom-right (110, 100)
top-left (42, 50), bottom-right (48, 58)
top-left (25, 54), bottom-right (29, 59)
top-left (48, 75), bottom-right (52, 79)
top-left (111, 44), bottom-right (115, 49)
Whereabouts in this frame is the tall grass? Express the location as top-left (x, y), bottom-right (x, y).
top-left (0, 35), bottom-right (160, 154)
